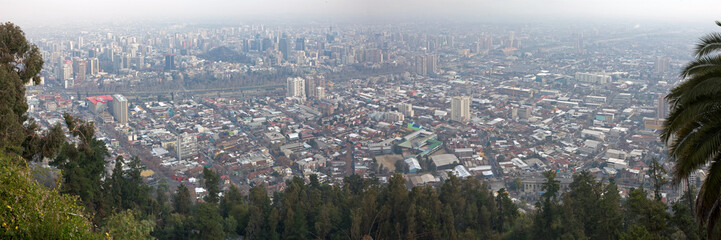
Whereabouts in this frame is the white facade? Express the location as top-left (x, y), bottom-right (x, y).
top-left (112, 94), bottom-right (129, 125)
top-left (286, 77), bottom-right (306, 99)
top-left (451, 96), bottom-right (471, 122)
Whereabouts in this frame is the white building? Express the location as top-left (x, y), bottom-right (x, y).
top-left (315, 86), bottom-right (325, 100)
top-left (111, 94), bottom-right (129, 125)
top-left (451, 96), bottom-right (471, 122)
top-left (397, 103), bottom-right (414, 118)
top-left (575, 72), bottom-right (612, 84)
top-left (286, 77), bottom-right (306, 100)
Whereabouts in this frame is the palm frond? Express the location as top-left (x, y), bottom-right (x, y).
top-left (698, 158), bottom-right (721, 226)
top-left (680, 55), bottom-right (721, 79)
top-left (696, 33), bottom-right (721, 58)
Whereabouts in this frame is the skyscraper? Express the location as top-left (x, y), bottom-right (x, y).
top-left (73, 59), bottom-right (86, 86)
top-left (286, 77), bottom-right (306, 100)
top-left (112, 94), bottom-right (129, 125)
top-left (295, 37), bottom-right (306, 51)
top-left (61, 60), bottom-right (73, 81)
top-left (451, 96), bottom-right (471, 122)
top-left (279, 37), bottom-right (291, 60)
top-left (426, 54), bottom-right (437, 74)
top-left (654, 57), bottom-right (671, 74)
top-left (164, 54), bottom-right (175, 71)
top-left (397, 103), bottom-right (414, 118)
top-left (414, 55), bottom-right (427, 76)
top-left (89, 58), bottom-right (99, 76)
top-left (315, 87), bottom-right (326, 100)
top-left (658, 94), bottom-right (669, 119)
top-left (305, 77), bottom-right (316, 98)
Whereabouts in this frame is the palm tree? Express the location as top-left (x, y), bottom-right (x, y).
top-left (662, 20), bottom-right (721, 238)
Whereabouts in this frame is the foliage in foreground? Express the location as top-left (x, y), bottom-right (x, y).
top-left (0, 155), bottom-right (100, 239)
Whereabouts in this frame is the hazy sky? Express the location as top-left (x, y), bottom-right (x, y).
top-left (3, 0), bottom-right (721, 26)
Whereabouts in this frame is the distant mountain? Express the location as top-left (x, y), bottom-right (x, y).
top-left (199, 46), bottom-right (251, 64)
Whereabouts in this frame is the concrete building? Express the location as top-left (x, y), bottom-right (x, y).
top-left (287, 77), bottom-right (306, 99)
top-left (315, 87), bottom-right (326, 100)
top-left (384, 111), bottom-right (404, 122)
top-left (111, 94), bottom-right (129, 125)
top-left (575, 72), bottom-right (611, 84)
top-left (451, 96), bottom-right (471, 122)
top-left (397, 103), bottom-right (414, 118)
top-left (177, 133), bottom-right (198, 161)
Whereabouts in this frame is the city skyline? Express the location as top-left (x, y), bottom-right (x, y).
top-left (4, 0), bottom-right (721, 27)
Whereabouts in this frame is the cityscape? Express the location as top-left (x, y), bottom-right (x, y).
top-left (4, 0), bottom-right (721, 239)
top-left (23, 21), bottom-right (700, 202)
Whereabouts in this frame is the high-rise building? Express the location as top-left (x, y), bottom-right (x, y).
top-left (384, 112), bottom-right (405, 122)
top-left (426, 54), bottom-right (437, 74)
top-left (279, 37), bottom-right (291, 60)
top-left (164, 54), bottom-right (175, 71)
top-left (111, 94), bottom-right (129, 125)
top-left (315, 87), bottom-right (326, 100)
top-left (295, 37), bottom-right (306, 51)
top-left (305, 77), bottom-right (316, 98)
top-left (177, 133), bottom-right (198, 162)
top-left (61, 60), bottom-right (74, 81)
top-left (89, 58), bottom-right (99, 76)
top-left (397, 103), bottom-right (414, 118)
top-left (654, 57), bottom-right (671, 74)
top-left (451, 96), bottom-right (471, 122)
top-left (414, 55), bottom-right (427, 76)
top-left (286, 77), bottom-right (306, 99)
top-left (414, 54), bottom-right (437, 76)
top-left (658, 94), bottom-right (669, 119)
top-left (73, 59), bottom-right (86, 86)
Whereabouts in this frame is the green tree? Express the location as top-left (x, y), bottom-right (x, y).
top-left (620, 225), bottom-right (656, 240)
top-left (533, 170), bottom-right (561, 240)
top-left (51, 114), bottom-right (109, 218)
top-left (0, 22), bottom-right (65, 161)
top-left (191, 203), bottom-right (224, 240)
top-left (596, 178), bottom-right (624, 240)
top-left (0, 154), bottom-right (100, 239)
top-left (173, 184), bottom-right (193, 215)
top-left (202, 167), bottom-right (220, 204)
top-left (625, 187), bottom-right (670, 238)
top-left (661, 20), bottom-right (721, 238)
top-left (648, 158), bottom-right (668, 201)
top-left (671, 185), bottom-right (703, 240)
top-left (101, 209), bottom-right (155, 240)
top-left (495, 188), bottom-right (518, 233)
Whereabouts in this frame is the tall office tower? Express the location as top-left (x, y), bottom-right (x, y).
top-left (279, 37), bottom-right (291, 60)
top-left (61, 60), bottom-right (74, 81)
top-left (77, 36), bottom-right (84, 49)
top-left (305, 77), bottom-right (316, 98)
top-left (177, 133), bottom-right (198, 162)
top-left (111, 94), bottom-right (129, 125)
top-left (658, 94), bottom-right (669, 119)
top-left (286, 77), bottom-right (306, 99)
top-left (164, 54), bottom-right (175, 71)
top-left (426, 54), bottom-right (437, 74)
top-left (483, 36), bottom-right (493, 51)
top-left (397, 103), bottom-right (414, 118)
top-left (315, 87), bottom-right (326, 100)
top-left (261, 38), bottom-right (274, 51)
top-left (451, 96), bottom-right (471, 122)
top-left (295, 37), bottom-right (306, 51)
top-left (73, 59), bottom-right (86, 86)
top-left (89, 58), bottom-right (99, 76)
top-left (654, 57), bottom-right (671, 74)
top-left (414, 55), bottom-right (427, 76)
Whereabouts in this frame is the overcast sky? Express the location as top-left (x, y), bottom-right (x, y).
top-left (3, 0), bottom-right (720, 26)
